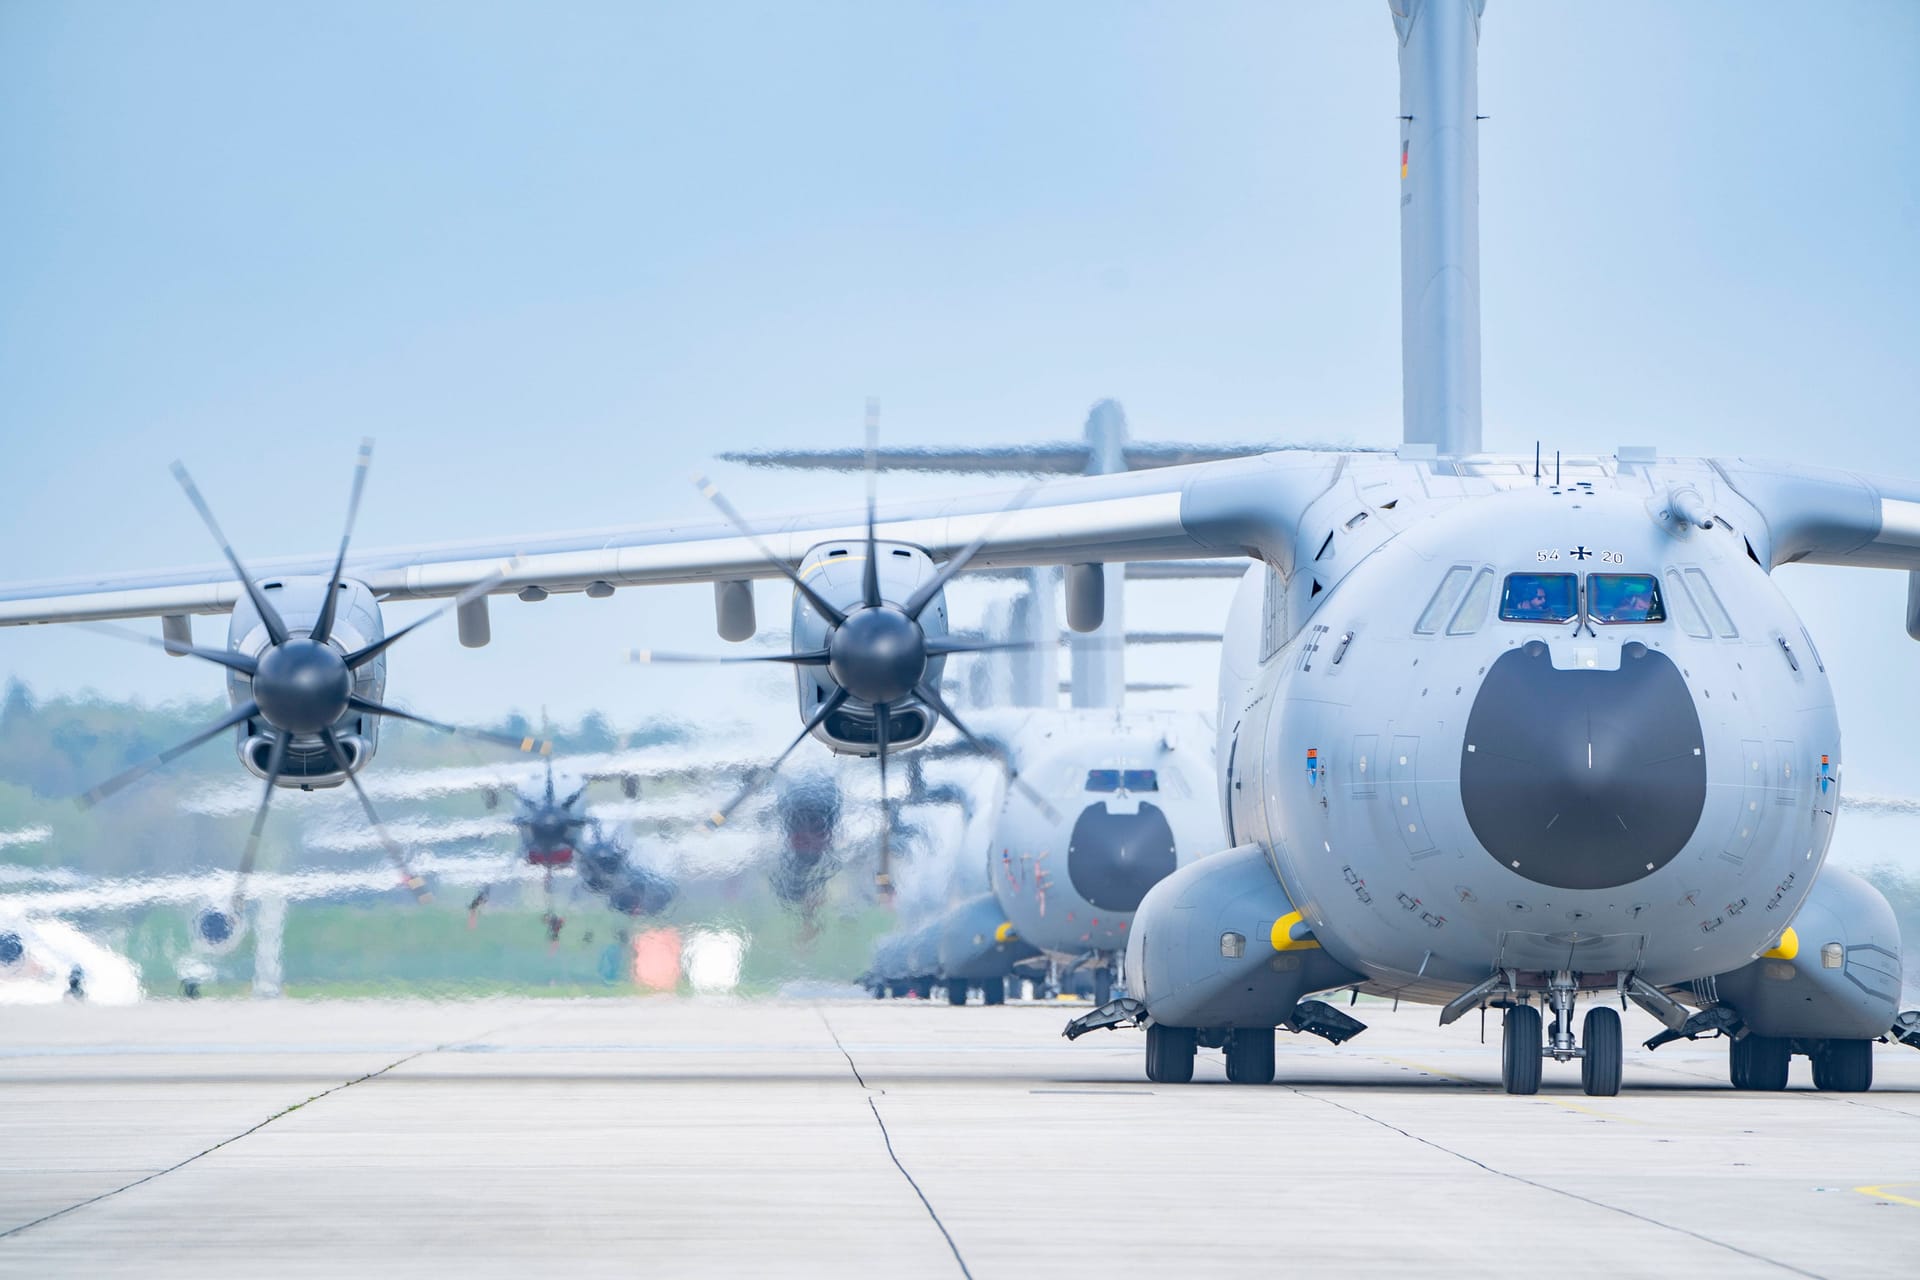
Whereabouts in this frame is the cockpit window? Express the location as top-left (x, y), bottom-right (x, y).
top-left (1085, 769), bottom-right (1158, 792)
top-left (1664, 570), bottom-right (1710, 638)
top-left (1447, 568), bottom-right (1496, 635)
top-left (1683, 568), bottom-right (1739, 638)
top-left (1586, 574), bottom-right (1666, 624)
top-left (1499, 573), bottom-right (1578, 623)
top-left (1414, 566), bottom-right (1472, 634)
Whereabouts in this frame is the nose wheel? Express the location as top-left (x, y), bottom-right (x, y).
top-left (1501, 1005), bottom-right (1543, 1094)
top-left (1500, 984), bottom-right (1624, 1096)
top-left (1580, 1007), bottom-right (1623, 1096)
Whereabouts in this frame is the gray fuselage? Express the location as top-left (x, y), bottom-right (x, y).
top-left (1217, 481), bottom-right (1837, 1002)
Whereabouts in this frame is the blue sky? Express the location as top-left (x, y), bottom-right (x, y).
top-left (1, 2), bottom-right (1917, 807)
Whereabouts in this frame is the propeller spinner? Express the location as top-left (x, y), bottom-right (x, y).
top-left (632, 400), bottom-right (1056, 897)
top-left (78, 440), bottom-right (555, 938)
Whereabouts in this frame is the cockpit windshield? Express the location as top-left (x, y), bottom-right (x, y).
top-left (1086, 769), bottom-right (1159, 792)
top-left (1499, 573), bottom-right (1578, 623)
top-left (1587, 573), bottom-right (1665, 624)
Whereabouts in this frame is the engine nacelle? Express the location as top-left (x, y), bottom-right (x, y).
top-left (790, 540), bottom-right (950, 756)
top-left (225, 575), bottom-right (386, 787)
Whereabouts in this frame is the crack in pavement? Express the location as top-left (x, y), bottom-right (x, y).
top-left (1282, 1083), bottom-right (1827, 1280)
top-left (817, 1007), bottom-right (972, 1280)
top-left (0, 1016), bottom-right (540, 1243)
top-left (0, 1048), bottom-right (425, 1241)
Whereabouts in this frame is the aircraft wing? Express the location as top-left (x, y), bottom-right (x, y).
top-left (0, 853), bottom-right (535, 916)
top-left (1711, 459), bottom-right (1920, 571)
top-left (302, 791), bottom-right (727, 853)
top-left (183, 737), bottom-right (770, 815)
top-left (711, 441), bottom-right (1362, 475)
top-left (1836, 793), bottom-right (1920, 818)
top-left (0, 453), bottom-right (1346, 624)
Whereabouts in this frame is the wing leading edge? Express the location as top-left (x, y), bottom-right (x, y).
top-left (7, 450), bottom-right (1920, 629)
top-left (0, 452), bottom-right (1348, 625)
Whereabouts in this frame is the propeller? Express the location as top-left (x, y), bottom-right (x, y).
top-left (78, 440), bottom-right (555, 934)
top-left (633, 399), bottom-right (1056, 898)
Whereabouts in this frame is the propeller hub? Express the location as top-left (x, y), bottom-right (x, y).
top-left (828, 606), bottom-right (927, 706)
top-left (194, 907), bottom-right (238, 949)
top-left (253, 638), bottom-right (352, 735)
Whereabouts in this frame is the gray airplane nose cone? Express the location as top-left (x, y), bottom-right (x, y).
top-left (828, 606), bottom-right (927, 705)
top-left (1462, 641), bottom-right (1706, 891)
top-left (1067, 801), bottom-right (1179, 912)
top-left (253, 638), bottom-right (352, 735)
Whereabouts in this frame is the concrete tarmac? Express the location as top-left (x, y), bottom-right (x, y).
top-left (2, 996), bottom-right (1918, 1278)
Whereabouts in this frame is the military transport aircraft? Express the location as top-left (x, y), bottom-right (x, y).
top-left (860, 568), bottom-right (1230, 1006)
top-left (868, 706), bottom-right (1224, 1006)
top-left (3, 0), bottom-right (1919, 1095)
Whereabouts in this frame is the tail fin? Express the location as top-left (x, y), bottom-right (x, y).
top-left (1392, 0), bottom-right (1485, 456)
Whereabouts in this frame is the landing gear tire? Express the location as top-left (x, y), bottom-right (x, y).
top-left (945, 981), bottom-right (967, 1007)
top-left (1224, 1027), bottom-right (1276, 1085)
top-left (1730, 1034), bottom-right (1790, 1091)
top-left (1580, 1006), bottom-right (1623, 1097)
top-left (981, 980), bottom-right (1005, 1007)
top-left (1145, 1023), bottom-right (1196, 1084)
top-left (1091, 968), bottom-right (1113, 1007)
top-left (1812, 1039), bottom-right (1873, 1092)
top-left (1501, 1005), bottom-right (1543, 1095)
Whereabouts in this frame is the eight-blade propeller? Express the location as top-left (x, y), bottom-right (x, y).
top-left (632, 400), bottom-right (1056, 898)
top-left (78, 440), bottom-right (554, 942)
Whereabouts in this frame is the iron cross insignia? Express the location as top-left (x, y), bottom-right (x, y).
top-left (1570, 545), bottom-right (1593, 560)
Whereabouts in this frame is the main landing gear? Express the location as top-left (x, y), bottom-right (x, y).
top-left (1499, 972), bottom-right (1623, 1096)
top-left (1223, 1027), bottom-right (1276, 1085)
top-left (1727, 1035), bottom-right (1873, 1092)
top-left (1144, 1023), bottom-right (1195, 1084)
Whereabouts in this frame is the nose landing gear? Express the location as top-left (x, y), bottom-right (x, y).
top-left (1500, 972), bottom-right (1624, 1096)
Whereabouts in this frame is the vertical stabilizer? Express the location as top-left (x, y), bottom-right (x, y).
top-left (1069, 401), bottom-right (1129, 709)
top-left (1008, 567), bottom-right (1059, 707)
top-left (1392, 0), bottom-right (1485, 455)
